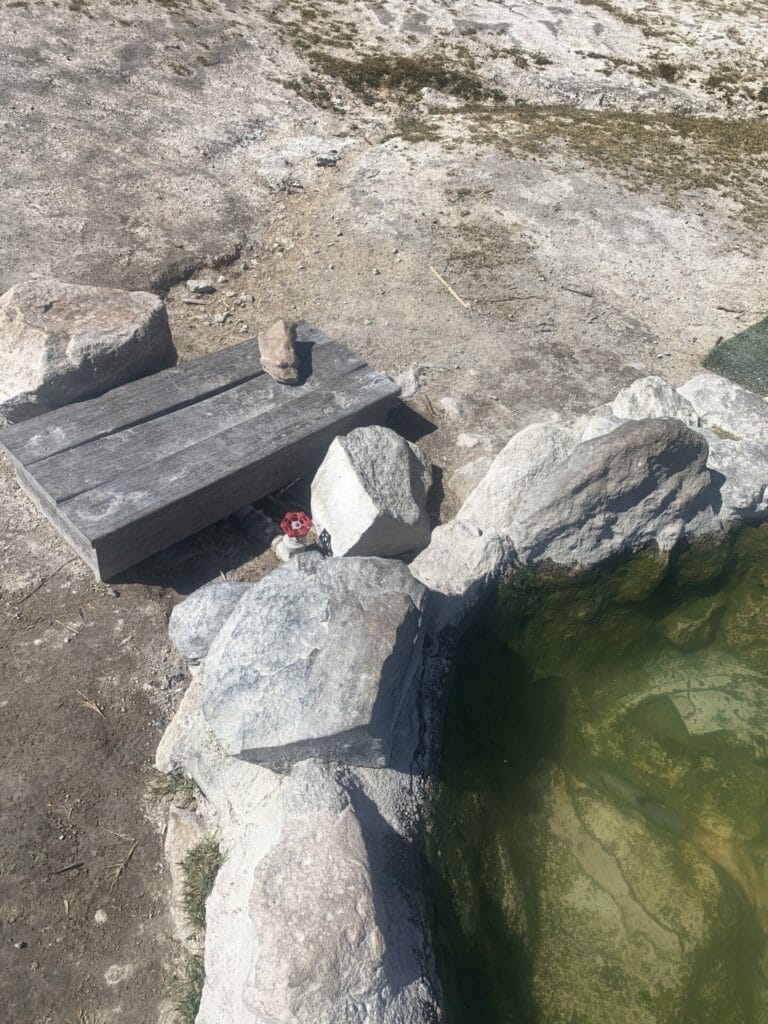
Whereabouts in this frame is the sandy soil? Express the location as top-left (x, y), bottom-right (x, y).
top-left (1, 0), bottom-right (767, 1021)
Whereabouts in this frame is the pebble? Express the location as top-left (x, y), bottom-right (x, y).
top-left (94, 909), bottom-right (108, 925)
top-left (440, 396), bottom-right (468, 421)
top-left (457, 433), bottom-right (483, 449)
top-left (217, 275), bottom-right (229, 284)
top-left (395, 365), bottom-right (419, 399)
top-left (186, 279), bottom-right (215, 295)
top-left (372, 267), bottom-right (380, 275)
top-left (213, 311), bottom-right (231, 325)
top-left (104, 963), bottom-right (136, 986)
top-left (14, 941), bottom-right (27, 950)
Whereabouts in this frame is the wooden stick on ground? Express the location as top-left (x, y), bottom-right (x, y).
top-left (429, 266), bottom-right (470, 309)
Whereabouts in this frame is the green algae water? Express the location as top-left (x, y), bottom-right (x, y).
top-left (426, 526), bottom-right (768, 1024)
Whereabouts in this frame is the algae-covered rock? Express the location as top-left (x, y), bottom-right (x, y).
top-left (519, 767), bottom-right (745, 1024)
top-left (719, 583), bottom-right (768, 670)
top-left (608, 548), bottom-right (668, 602)
top-left (659, 595), bottom-right (721, 650)
top-left (673, 535), bottom-right (733, 587)
top-left (573, 649), bottom-right (768, 841)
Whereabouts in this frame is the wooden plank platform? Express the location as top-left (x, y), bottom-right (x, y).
top-left (0, 323), bottom-right (400, 579)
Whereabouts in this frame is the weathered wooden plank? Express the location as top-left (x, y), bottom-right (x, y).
top-left (11, 462), bottom-right (99, 574)
top-left (2, 329), bottom-right (401, 580)
top-left (0, 323), bottom-right (334, 466)
top-left (65, 366), bottom-right (398, 540)
top-left (85, 376), bottom-right (398, 577)
top-left (30, 340), bottom-right (365, 502)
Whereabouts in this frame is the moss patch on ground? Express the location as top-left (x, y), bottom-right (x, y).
top-left (181, 836), bottom-right (223, 934)
top-left (308, 51), bottom-right (505, 104)
top-left (400, 103), bottom-right (768, 231)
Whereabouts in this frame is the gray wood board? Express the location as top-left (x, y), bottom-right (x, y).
top-left (1, 322), bottom-right (335, 466)
top-left (29, 340), bottom-right (365, 502)
top-left (0, 329), bottom-right (400, 579)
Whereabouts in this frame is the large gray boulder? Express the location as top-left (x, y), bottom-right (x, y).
top-left (311, 426), bottom-right (432, 558)
top-left (447, 455), bottom-right (492, 504)
top-left (678, 372), bottom-right (768, 442)
top-left (207, 762), bottom-right (439, 1024)
top-left (0, 277), bottom-right (176, 422)
top-left (201, 556), bottom-right (427, 768)
top-left (410, 520), bottom-right (515, 634)
top-left (168, 582), bottom-right (251, 663)
top-left (511, 418), bottom-right (715, 568)
top-left (157, 682), bottom-right (441, 1024)
top-left (458, 422), bottom-right (579, 532)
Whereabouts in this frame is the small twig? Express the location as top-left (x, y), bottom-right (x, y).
top-left (55, 619), bottom-right (81, 635)
top-left (421, 393), bottom-right (438, 420)
top-left (561, 284), bottom-right (595, 298)
top-left (475, 294), bottom-right (546, 303)
top-left (429, 266), bottom-right (470, 309)
top-left (181, 298), bottom-right (207, 306)
top-left (77, 691), bottom-right (105, 719)
top-left (15, 557), bottom-right (77, 604)
top-left (109, 839), bottom-right (139, 891)
top-left (53, 861), bottom-right (84, 875)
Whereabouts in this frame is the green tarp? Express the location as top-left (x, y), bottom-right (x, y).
top-left (703, 315), bottom-right (768, 394)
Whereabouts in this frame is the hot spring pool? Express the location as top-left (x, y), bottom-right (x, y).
top-left (427, 526), bottom-right (768, 1024)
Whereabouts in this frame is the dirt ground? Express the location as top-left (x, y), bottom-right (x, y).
top-left (2, 1), bottom-right (768, 1022)
top-left (0, 448), bottom-right (287, 1024)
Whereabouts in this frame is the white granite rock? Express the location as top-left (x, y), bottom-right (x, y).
top-left (0, 277), bottom-right (176, 422)
top-left (157, 679), bottom-right (441, 1024)
top-left (611, 375), bottom-right (699, 427)
top-left (458, 422), bottom-right (579, 533)
top-left (512, 418), bottom-right (715, 568)
top-left (410, 520), bottom-right (515, 633)
top-left (311, 425), bottom-right (432, 557)
top-left (168, 582), bottom-right (251, 663)
top-left (447, 456), bottom-right (492, 503)
top-left (575, 411), bottom-right (626, 441)
top-left (202, 555), bottom-right (427, 769)
top-left (705, 434), bottom-right (768, 525)
top-left (678, 372), bottom-right (768, 443)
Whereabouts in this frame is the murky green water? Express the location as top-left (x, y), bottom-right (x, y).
top-left (427, 527), bottom-right (768, 1024)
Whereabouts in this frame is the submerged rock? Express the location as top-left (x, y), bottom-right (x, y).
top-left (311, 425), bottom-right (432, 558)
top-left (202, 556), bottom-right (426, 768)
top-left (517, 766), bottom-right (746, 1024)
top-left (0, 277), bottom-right (176, 423)
top-left (719, 587), bottom-right (768, 670)
top-left (511, 418), bottom-right (715, 568)
top-left (659, 594), bottom-right (721, 650)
